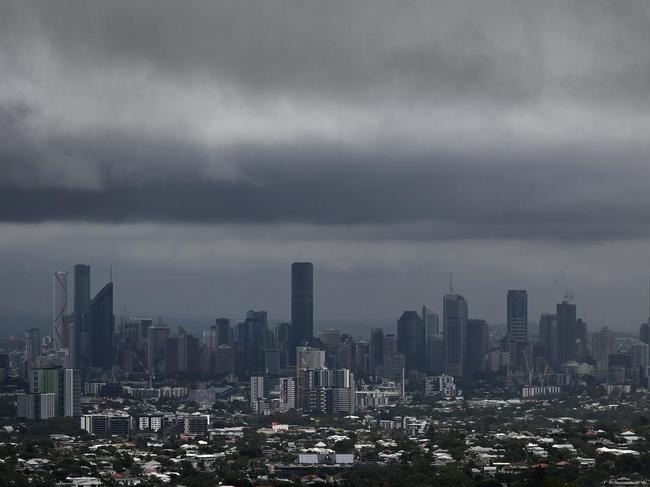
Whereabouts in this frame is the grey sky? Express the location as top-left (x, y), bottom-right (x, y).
top-left (1, 0), bottom-right (650, 334)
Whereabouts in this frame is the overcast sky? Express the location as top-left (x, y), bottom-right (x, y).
top-left (2, 0), bottom-right (650, 335)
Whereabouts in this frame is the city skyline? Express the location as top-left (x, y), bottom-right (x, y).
top-left (3, 263), bottom-right (650, 337)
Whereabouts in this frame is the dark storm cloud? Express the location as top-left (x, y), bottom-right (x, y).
top-left (5, 1), bottom-right (650, 331)
top-left (1, 107), bottom-right (650, 241)
top-left (2, 0), bottom-right (650, 241)
top-left (3, 0), bottom-right (649, 105)
top-left (0, 0), bottom-right (545, 105)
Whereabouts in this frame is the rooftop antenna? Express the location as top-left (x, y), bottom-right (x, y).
top-left (449, 272), bottom-right (454, 295)
top-left (110, 265), bottom-right (113, 283)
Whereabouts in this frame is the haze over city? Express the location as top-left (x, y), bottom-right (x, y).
top-left (3, 0), bottom-right (650, 332)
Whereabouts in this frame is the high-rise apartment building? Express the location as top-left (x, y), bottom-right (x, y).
top-left (296, 346), bottom-right (326, 408)
top-left (592, 326), bottom-right (614, 375)
top-left (250, 376), bottom-right (268, 408)
top-left (25, 328), bottom-right (41, 364)
top-left (279, 377), bottom-right (296, 411)
top-left (64, 368), bottom-right (81, 417)
top-left (296, 346), bottom-right (326, 370)
top-left (26, 367), bottom-right (80, 418)
top-left (507, 290), bottom-right (528, 343)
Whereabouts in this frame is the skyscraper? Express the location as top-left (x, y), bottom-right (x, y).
top-left (279, 377), bottom-right (296, 411)
top-left (204, 327), bottom-right (218, 353)
top-left (423, 305), bottom-right (440, 335)
top-left (369, 328), bottom-right (384, 378)
top-left (275, 322), bottom-right (292, 370)
top-left (89, 282), bottom-right (114, 370)
top-left (290, 262), bottom-right (313, 364)
top-left (397, 311), bottom-right (425, 373)
top-left (214, 318), bottom-right (231, 346)
top-left (443, 294), bottom-right (468, 377)
top-left (556, 301), bottom-right (577, 364)
top-left (53, 272), bottom-right (68, 351)
top-left (592, 326), bottom-right (614, 376)
top-left (148, 324), bottom-right (169, 376)
top-left (236, 311), bottom-right (267, 376)
top-left (576, 318), bottom-right (588, 361)
top-left (382, 333), bottom-right (396, 379)
top-left (538, 313), bottom-right (558, 366)
top-left (506, 290), bottom-right (528, 343)
top-left (318, 329), bottom-right (342, 368)
top-left (295, 346), bottom-right (326, 408)
top-left (25, 328), bottom-right (41, 364)
top-left (73, 264), bottom-right (90, 367)
top-left (640, 322), bottom-right (649, 345)
top-left (466, 319), bottom-right (489, 375)
top-left (423, 305), bottom-right (440, 373)
top-left (63, 368), bottom-right (80, 417)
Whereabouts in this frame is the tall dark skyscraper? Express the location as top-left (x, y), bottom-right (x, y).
top-left (507, 290), bottom-right (528, 343)
top-left (275, 322), bottom-right (292, 370)
top-left (443, 294), bottom-right (468, 377)
top-left (539, 313), bottom-right (558, 366)
top-left (290, 262), bottom-right (313, 365)
top-left (369, 328), bottom-right (384, 378)
top-left (73, 264), bottom-right (90, 367)
top-left (466, 319), bottom-right (489, 375)
top-left (88, 282), bottom-right (114, 370)
top-left (556, 300), bottom-right (577, 364)
top-left (214, 318), bottom-right (231, 346)
top-left (236, 310), bottom-right (267, 376)
top-left (397, 311), bottom-right (425, 373)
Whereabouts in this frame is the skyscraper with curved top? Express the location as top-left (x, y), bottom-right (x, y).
top-left (89, 282), bottom-right (114, 370)
top-left (290, 262), bottom-right (313, 364)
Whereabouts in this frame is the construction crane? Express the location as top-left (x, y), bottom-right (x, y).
top-left (539, 364), bottom-right (551, 388)
top-left (522, 351), bottom-right (533, 388)
top-left (554, 270), bottom-right (574, 302)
